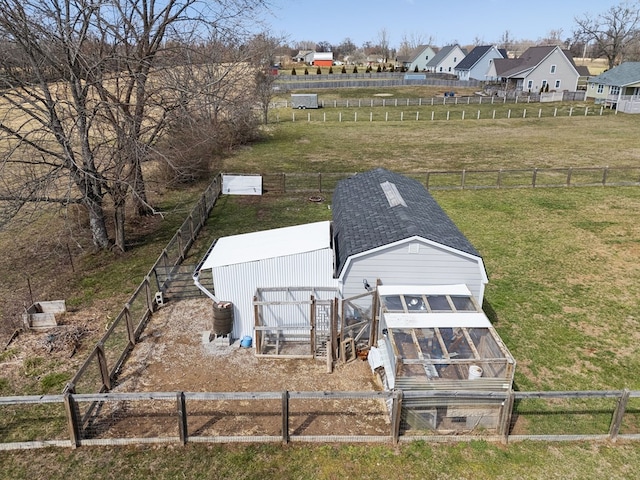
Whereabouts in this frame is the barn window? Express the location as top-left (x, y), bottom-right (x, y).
top-left (408, 243), bottom-right (420, 254)
top-left (555, 80), bottom-right (561, 89)
top-left (550, 65), bottom-right (556, 74)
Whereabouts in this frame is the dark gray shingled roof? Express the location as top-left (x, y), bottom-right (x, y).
top-left (332, 168), bottom-right (481, 276)
top-left (455, 45), bottom-right (493, 70)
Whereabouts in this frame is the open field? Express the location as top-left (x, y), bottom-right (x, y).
top-left (2, 87), bottom-right (640, 476)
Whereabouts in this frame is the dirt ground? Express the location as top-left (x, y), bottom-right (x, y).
top-left (102, 298), bottom-right (390, 438)
top-left (113, 298), bottom-right (380, 394)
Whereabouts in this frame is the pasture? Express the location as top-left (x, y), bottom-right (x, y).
top-left (1, 88), bottom-right (640, 477)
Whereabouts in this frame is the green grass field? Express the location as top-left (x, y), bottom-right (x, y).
top-left (2, 87), bottom-right (640, 477)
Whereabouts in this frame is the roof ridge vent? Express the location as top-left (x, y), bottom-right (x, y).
top-left (380, 181), bottom-right (407, 208)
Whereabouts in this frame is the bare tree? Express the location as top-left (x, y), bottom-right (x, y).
top-left (0, 0), bottom-right (268, 251)
top-left (249, 33), bottom-right (283, 124)
top-left (574, 1), bottom-right (640, 68)
top-left (377, 28), bottom-right (391, 63)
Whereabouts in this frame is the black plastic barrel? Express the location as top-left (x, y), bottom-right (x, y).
top-left (212, 301), bottom-right (234, 335)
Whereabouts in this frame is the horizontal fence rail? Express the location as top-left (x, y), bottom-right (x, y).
top-left (273, 105), bottom-right (611, 124)
top-left (250, 167), bottom-right (640, 195)
top-left (1, 389), bottom-right (638, 450)
top-left (272, 91), bottom-right (587, 109)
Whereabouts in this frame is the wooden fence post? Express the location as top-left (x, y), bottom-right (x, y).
top-left (390, 390), bottom-right (403, 444)
top-left (64, 392), bottom-right (81, 448)
top-left (177, 392), bottom-right (188, 445)
top-left (532, 168), bottom-right (538, 188)
top-left (602, 166), bottom-right (609, 186)
top-left (567, 167), bottom-right (573, 187)
top-left (609, 389), bottom-right (630, 442)
top-left (96, 343), bottom-right (112, 391)
top-left (124, 305), bottom-right (136, 348)
top-left (310, 295), bottom-right (316, 357)
top-left (498, 390), bottom-right (515, 444)
top-left (282, 390), bottom-right (290, 444)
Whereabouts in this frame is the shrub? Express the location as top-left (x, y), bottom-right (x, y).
top-left (414, 65), bottom-right (419, 72)
top-left (341, 65), bottom-right (347, 73)
top-left (376, 65), bottom-right (382, 72)
top-left (316, 66), bottom-right (322, 74)
top-left (352, 66), bottom-right (358, 73)
top-left (291, 67), bottom-right (297, 75)
top-left (328, 66), bottom-right (333, 74)
top-left (304, 67), bottom-right (309, 75)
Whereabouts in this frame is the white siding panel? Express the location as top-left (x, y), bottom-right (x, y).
top-left (341, 241), bottom-right (485, 304)
top-left (212, 249), bottom-right (337, 339)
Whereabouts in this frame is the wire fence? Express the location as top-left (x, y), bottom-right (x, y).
top-left (256, 167), bottom-right (640, 195)
top-left (1, 389), bottom-right (638, 449)
top-left (63, 177), bottom-right (222, 395)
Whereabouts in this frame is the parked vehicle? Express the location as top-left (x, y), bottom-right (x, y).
top-left (291, 93), bottom-right (319, 109)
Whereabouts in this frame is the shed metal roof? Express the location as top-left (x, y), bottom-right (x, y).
top-left (331, 168), bottom-right (481, 276)
top-left (201, 221), bottom-right (331, 269)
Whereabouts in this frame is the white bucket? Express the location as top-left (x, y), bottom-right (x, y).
top-left (468, 365), bottom-right (483, 380)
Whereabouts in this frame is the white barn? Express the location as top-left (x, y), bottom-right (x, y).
top-left (195, 221), bottom-right (337, 339)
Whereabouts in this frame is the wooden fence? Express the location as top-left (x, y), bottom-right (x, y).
top-left (1, 388), bottom-right (638, 449)
top-left (255, 167), bottom-right (640, 195)
top-left (63, 177), bottom-right (222, 396)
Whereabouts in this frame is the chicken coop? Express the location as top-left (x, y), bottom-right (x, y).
top-left (369, 284), bottom-right (516, 434)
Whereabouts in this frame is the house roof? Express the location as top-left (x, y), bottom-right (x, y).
top-left (425, 45), bottom-right (466, 67)
top-left (497, 46), bottom-right (578, 78)
top-left (589, 62), bottom-right (640, 86)
top-left (455, 45), bottom-right (503, 70)
top-left (201, 221), bottom-right (331, 269)
top-left (331, 168), bottom-right (481, 276)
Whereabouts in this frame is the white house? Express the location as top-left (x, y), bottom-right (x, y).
top-left (425, 45), bottom-right (467, 74)
top-left (491, 45), bottom-right (581, 93)
top-left (454, 45), bottom-right (507, 81)
top-left (586, 62), bottom-right (640, 110)
top-left (397, 45), bottom-right (438, 72)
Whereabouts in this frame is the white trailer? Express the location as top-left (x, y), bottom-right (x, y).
top-left (291, 93), bottom-right (319, 109)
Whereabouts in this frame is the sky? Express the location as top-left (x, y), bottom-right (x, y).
top-left (265, 0), bottom-right (627, 48)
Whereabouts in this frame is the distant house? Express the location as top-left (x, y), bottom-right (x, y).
top-left (313, 51), bottom-right (333, 67)
top-left (397, 45), bottom-right (438, 72)
top-left (294, 50), bottom-right (314, 64)
top-left (425, 45), bottom-right (467, 74)
top-left (488, 45), bottom-right (581, 93)
top-left (586, 62), bottom-right (640, 109)
top-left (454, 45), bottom-right (507, 81)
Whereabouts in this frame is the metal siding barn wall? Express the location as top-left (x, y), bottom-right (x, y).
top-left (340, 238), bottom-right (486, 305)
top-left (212, 249), bottom-right (337, 339)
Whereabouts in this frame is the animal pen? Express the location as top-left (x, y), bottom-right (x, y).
top-left (252, 287), bottom-right (375, 366)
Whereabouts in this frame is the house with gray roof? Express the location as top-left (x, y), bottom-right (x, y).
top-left (332, 168), bottom-right (488, 304)
top-left (425, 45), bottom-right (467, 74)
top-left (454, 45), bottom-right (507, 81)
top-left (486, 45), bottom-right (581, 93)
top-left (396, 45), bottom-right (438, 72)
top-left (586, 62), bottom-right (640, 110)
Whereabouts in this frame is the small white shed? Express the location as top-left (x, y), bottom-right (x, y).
top-left (194, 221), bottom-right (337, 339)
